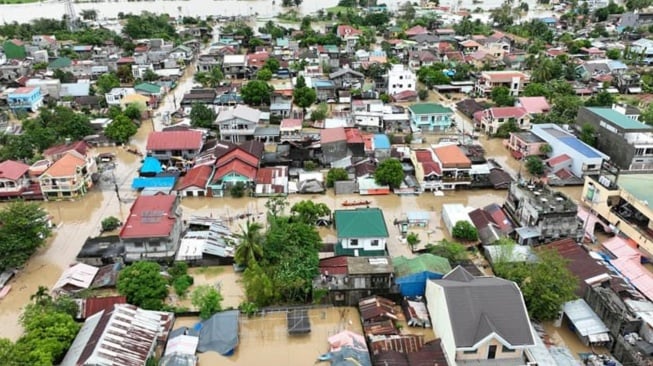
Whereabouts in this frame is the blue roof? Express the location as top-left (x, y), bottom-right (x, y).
top-left (540, 17), bottom-right (557, 23)
top-left (131, 177), bottom-right (176, 189)
top-left (373, 134), bottom-right (390, 149)
top-left (558, 136), bottom-right (602, 158)
top-left (608, 60), bottom-right (627, 70)
top-left (313, 79), bottom-right (335, 88)
top-left (140, 157), bottom-right (163, 174)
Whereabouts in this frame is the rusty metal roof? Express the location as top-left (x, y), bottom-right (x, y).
top-left (359, 296), bottom-right (398, 323)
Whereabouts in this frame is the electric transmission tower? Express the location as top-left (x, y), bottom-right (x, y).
top-left (64, 0), bottom-right (78, 32)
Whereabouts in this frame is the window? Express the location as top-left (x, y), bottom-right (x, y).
top-left (463, 350), bottom-right (477, 354)
top-left (371, 240), bottom-right (379, 246)
top-left (134, 241), bottom-right (144, 248)
top-left (502, 346), bottom-right (515, 353)
top-left (350, 239), bottom-right (359, 246)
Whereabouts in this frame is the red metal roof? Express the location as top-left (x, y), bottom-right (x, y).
top-left (43, 140), bottom-right (90, 158)
top-left (405, 25), bottom-right (428, 36)
top-left (321, 127), bottom-right (347, 144)
top-left (547, 154), bottom-right (572, 167)
top-left (175, 165), bottom-right (212, 190)
top-left (146, 131), bottom-right (203, 151)
top-left (116, 57), bottom-right (135, 64)
top-left (490, 106), bottom-right (528, 119)
top-left (345, 128), bottom-right (364, 144)
top-left (0, 160), bottom-right (30, 180)
top-left (280, 118), bottom-right (302, 130)
top-left (549, 238), bottom-right (609, 296)
top-left (319, 256), bottom-right (349, 275)
top-left (433, 144), bottom-right (471, 168)
top-left (119, 195), bottom-right (178, 239)
top-left (84, 296), bottom-right (127, 319)
top-left (216, 148), bottom-right (259, 169)
top-left (12, 86), bottom-right (36, 94)
top-left (213, 160), bottom-right (257, 181)
top-left (415, 150), bottom-right (441, 176)
top-left (337, 25), bottom-right (362, 37)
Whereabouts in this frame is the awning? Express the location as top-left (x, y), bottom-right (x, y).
top-left (588, 333), bottom-right (610, 343)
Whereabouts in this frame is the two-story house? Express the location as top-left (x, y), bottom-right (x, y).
top-left (120, 195), bottom-right (183, 262)
top-left (280, 118), bottom-right (303, 142)
top-left (320, 127), bottom-right (349, 165)
top-left (408, 103), bottom-right (454, 133)
top-left (222, 54), bottom-right (247, 79)
top-left (216, 105), bottom-right (262, 143)
top-left (425, 266), bottom-right (535, 366)
top-left (39, 151), bottom-right (97, 200)
top-left (433, 144), bottom-right (472, 190)
top-left (207, 141), bottom-right (263, 197)
top-left (270, 80), bottom-right (293, 118)
top-left (314, 256), bottom-right (395, 306)
top-left (334, 208), bottom-right (389, 256)
top-left (105, 88), bottom-right (136, 107)
top-left (506, 131), bottom-right (547, 159)
top-left (474, 106), bottom-right (530, 135)
top-left (329, 68), bottom-right (365, 89)
top-left (145, 130), bottom-right (204, 162)
top-left (387, 64), bottom-right (417, 97)
top-left (475, 71), bottom-right (528, 97)
top-left (0, 160), bottom-right (39, 201)
top-left (7, 86), bottom-right (43, 112)
top-left (411, 149), bottom-right (442, 192)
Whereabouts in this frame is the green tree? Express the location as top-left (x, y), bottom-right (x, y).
top-left (242, 262), bottom-right (277, 306)
top-left (264, 57), bottom-right (280, 73)
top-left (539, 143), bottom-right (552, 155)
top-left (101, 216), bottom-right (121, 232)
top-left (0, 202), bottom-right (51, 271)
top-left (116, 64), bottom-right (134, 83)
top-left (96, 72), bottom-right (120, 94)
top-left (189, 103), bottom-right (217, 129)
top-left (523, 83), bottom-right (552, 98)
top-left (234, 221), bottom-right (264, 267)
top-left (264, 195), bottom-right (288, 218)
top-left (491, 86), bottom-right (515, 107)
top-left (293, 75), bottom-right (317, 115)
top-left (191, 285), bottom-right (223, 319)
top-left (117, 261), bottom-right (169, 310)
top-left (257, 68), bottom-right (273, 81)
top-left (240, 80), bottom-right (272, 105)
top-left (525, 155), bottom-right (545, 176)
top-left (143, 68), bottom-right (159, 82)
top-left (452, 221), bottom-right (478, 241)
top-left (580, 123), bottom-right (597, 146)
top-left (374, 158), bottom-right (404, 188)
top-left (418, 88), bottom-right (429, 101)
top-left (310, 103), bottom-right (328, 121)
top-left (426, 239), bottom-right (468, 264)
top-left (104, 114), bottom-right (138, 144)
top-left (290, 200), bottom-right (331, 224)
top-left (123, 103), bottom-right (142, 121)
top-left (406, 232), bottom-right (421, 252)
top-left (326, 168), bottom-right (349, 187)
top-left (494, 248), bottom-right (577, 320)
top-left (494, 119), bottom-right (520, 138)
top-left (585, 91), bottom-right (616, 107)
top-left (606, 48), bottom-right (621, 60)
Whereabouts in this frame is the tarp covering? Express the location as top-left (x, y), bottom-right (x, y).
top-left (131, 176), bottom-right (176, 189)
top-left (327, 331), bottom-right (371, 366)
top-left (140, 157), bottom-right (163, 175)
top-left (197, 310), bottom-right (239, 355)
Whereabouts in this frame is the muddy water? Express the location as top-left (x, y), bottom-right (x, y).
top-left (173, 307), bottom-right (363, 366)
top-left (173, 266), bottom-right (244, 310)
top-left (543, 320), bottom-right (609, 360)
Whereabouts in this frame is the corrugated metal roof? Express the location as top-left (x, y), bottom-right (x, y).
top-left (563, 299), bottom-right (609, 337)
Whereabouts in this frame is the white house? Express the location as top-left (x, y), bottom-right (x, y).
top-left (105, 87), bottom-right (136, 106)
top-left (425, 266), bottom-right (536, 366)
top-left (334, 207), bottom-right (389, 256)
top-left (387, 64), bottom-right (417, 96)
top-left (441, 203), bottom-right (473, 236)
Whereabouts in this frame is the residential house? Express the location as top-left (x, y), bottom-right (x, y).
top-left (216, 105), bottom-right (262, 143)
top-left (175, 165), bottom-right (213, 197)
top-left (408, 103), bottom-right (454, 133)
top-left (254, 166), bottom-right (289, 196)
top-left (3, 39), bottom-right (26, 59)
top-left (474, 106), bottom-right (530, 135)
top-left (181, 88), bottom-right (217, 107)
top-left (60, 304), bottom-right (174, 366)
top-left (280, 118), bottom-right (303, 142)
top-left (506, 131), bottom-right (547, 159)
top-left (441, 204), bottom-right (474, 238)
top-left (314, 256), bottom-right (395, 306)
top-left (208, 141), bottom-right (263, 197)
top-left (43, 140), bottom-right (91, 162)
top-left (311, 79), bottom-right (337, 102)
top-left (631, 38), bottom-right (653, 58)
top-left (337, 25), bottom-right (362, 52)
top-left (105, 88), bottom-right (136, 107)
top-left (516, 96), bottom-right (550, 115)
top-left (411, 149), bottom-right (442, 192)
top-left (134, 82), bottom-right (164, 99)
top-left (387, 64), bottom-right (417, 97)
top-left (39, 151), bottom-right (97, 200)
top-left (334, 208), bottom-right (389, 256)
top-left (577, 106), bottom-right (653, 171)
top-left (459, 39), bottom-right (481, 54)
top-left (504, 182), bottom-right (582, 245)
top-left (0, 160), bottom-right (40, 201)
top-left (474, 71), bottom-right (529, 97)
top-left (270, 79), bottom-right (293, 118)
top-left (469, 204), bottom-right (515, 245)
top-left (408, 50), bottom-right (439, 70)
top-left (425, 266), bottom-right (536, 366)
top-left (169, 45), bottom-right (194, 64)
top-left (7, 86), bottom-right (43, 112)
top-left (329, 68), bottom-right (364, 89)
top-left (120, 195), bottom-right (183, 262)
top-left (432, 144), bottom-right (472, 190)
top-left (146, 130), bottom-right (203, 162)
top-left (531, 123), bottom-right (609, 177)
top-left (548, 238), bottom-right (612, 297)
top-left (222, 54), bottom-right (247, 79)
top-left (196, 54), bottom-right (220, 73)
top-left (320, 127), bottom-right (349, 165)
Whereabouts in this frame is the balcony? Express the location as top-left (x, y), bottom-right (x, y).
top-left (219, 127), bottom-right (256, 136)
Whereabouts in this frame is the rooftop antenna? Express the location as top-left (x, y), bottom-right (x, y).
top-left (64, 0), bottom-right (78, 32)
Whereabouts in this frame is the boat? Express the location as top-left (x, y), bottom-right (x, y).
top-left (126, 147), bottom-right (143, 157)
top-left (342, 200), bottom-right (372, 207)
top-left (0, 285), bottom-right (12, 299)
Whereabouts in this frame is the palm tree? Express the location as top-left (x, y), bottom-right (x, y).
top-left (234, 221), bottom-right (264, 267)
top-left (539, 143), bottom-right (552, 155)
top-left (30, 286), bottom-right (52, 306)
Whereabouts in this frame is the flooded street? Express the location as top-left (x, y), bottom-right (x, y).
top-left (173, 307), bottom-right (363, 366)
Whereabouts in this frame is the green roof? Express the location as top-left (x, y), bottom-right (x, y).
top-left (586, 107), bottom-right (652, 131)
top-left (617, 174), bottom-right (653, 208)
top-left (48, 57), bottom-right (72, 70)
top-left (393, 254), bottom-right (452, 277)
top-left (409, 103), bottom-right (453, 115)
top-left (334, 208), bottom-right (389, 238)
top-left (135, 82), bottom-right (162, 94)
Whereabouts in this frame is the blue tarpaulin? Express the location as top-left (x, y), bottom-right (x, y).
top-left (140, 157), bottom-right (163, 175)
top-left (395, 272), bottom-right (444, 297)
top-left (131, 176), bottom-right (176, 189)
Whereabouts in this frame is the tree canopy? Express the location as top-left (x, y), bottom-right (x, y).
top-left (191, 285), bottom-right (223, 320)
top-left (95, 72), bottom-right (120, 95)
top-left (105, 114), bottom-right (138, 144)
top-left (240, 80), bottom-right (273, 105)
top-left (490, 86), bottom-right (515, 107)
top-left (0, 202), bottom-right (51, 271)
top-left (452, 221), bottom-right (478, 241)
top-left (117, 261), bottom-right (169, 310)
top-left (190, 103), bottom-right (217, 129)
top-left (326, 168), bottom-right (349, 188)
top-left (290, 200), bottom-right (331, 224)
top-left (293, 75), bottom-right (317, 114)
top-left (426, 239), bottom-right (468, 265)
top-left (374, 158), bottom-right (405, 188)
top-left (525, 156), bottom-right (545, 176)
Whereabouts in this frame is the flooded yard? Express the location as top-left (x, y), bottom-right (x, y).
top-left (173, 307), bottom-right (363, 366)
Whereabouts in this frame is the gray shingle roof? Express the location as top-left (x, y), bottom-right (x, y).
top-left (435, 266), bottom-right (535, 348)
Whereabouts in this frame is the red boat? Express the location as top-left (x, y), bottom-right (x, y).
top-left (342, 200), bottom-right (372, 207)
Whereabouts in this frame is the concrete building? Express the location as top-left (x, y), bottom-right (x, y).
top-left (7, 86), bottom-right (43, 112)
top-left (105, 88), bottom-right (136, 107)
top-left (531, 123), bottom-right (609, 177)
top-left (504, 182), bottom-right (582, 245)
top-left (39, 151), bottom-right (97, 201)
top-left (145, 130), bottom-right (204, 162)
top-left (386, 64), bottom-right (417, 97)
top-left (334, 208), bottom-right (389, 256)
top-left (215, 105), bottom-right (261, 143)
top-left (474, 70), bottom-right (528, 96)
top-left (506, 131), bottom-right (547, 159)
top-left (425, 266), bottom-right (535, 366)
top-left (408, 103), bottom-right (454, 133)
top-left (120, 195), bottom-right (183, 262)
top-left (474, 106), bottom-right (530, 135)
top-left (577, 106), bottom-right (653, 171)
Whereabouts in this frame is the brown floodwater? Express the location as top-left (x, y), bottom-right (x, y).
top-left (173, 307), bottom-right (366, 366)
top-left (542, 319), bottom-right (609, 360)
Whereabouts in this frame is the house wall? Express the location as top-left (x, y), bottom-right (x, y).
top-left (124, 218), bottom-right (182, 262)
top-left (410, 112), bottom-right (452, 132)
top-left (455, 338), bottom-right (525, 362)
top-left (532, 126), bottom-right (605, 177)
top-left (338, 237), bottom-right (387, 252)
top-left (218, 117), bottom-right (257, 143)
top-left (149, 148), bottom-right (201, 161)
top-left (483, 114), bottom-right (531, 135)
top-left (321, 141), bottom-right (348, 164)
top-left (0, 177), bottom-right (26, 193)
top-left (508, 133), bottom-right (547, 157)
top-left (387, 65), bottom-right (417, 95)
top-left (425, 281), bottom-right (456, 366)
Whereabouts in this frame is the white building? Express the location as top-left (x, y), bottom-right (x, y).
top-left (105, 87), bottom-right (136, 106)
top-left (387, 64), bottom-right (417, 96)
top-left (441, 203), bottom-right (474, 236)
